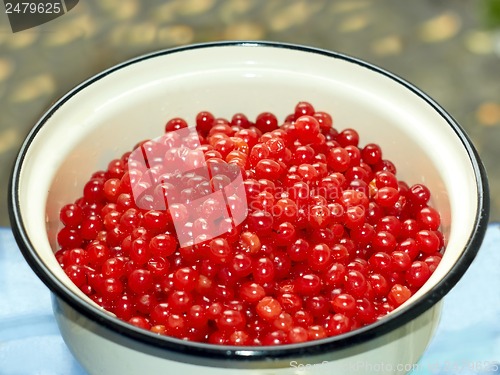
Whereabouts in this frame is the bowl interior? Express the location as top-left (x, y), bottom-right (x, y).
top-left (15, 43), bottom-right (479, 325)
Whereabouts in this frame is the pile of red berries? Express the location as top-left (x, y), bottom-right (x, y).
top-left (56, 101), bottom-right (444, 346)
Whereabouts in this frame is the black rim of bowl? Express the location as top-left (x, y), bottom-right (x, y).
top-left (8, 41), bottom-right (490, 363)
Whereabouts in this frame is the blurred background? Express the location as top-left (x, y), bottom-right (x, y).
top-left (0, 0), bottom-right (499, 227)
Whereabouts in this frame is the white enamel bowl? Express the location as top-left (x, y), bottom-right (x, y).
top-left (9, 42), bottom-right (489, 375)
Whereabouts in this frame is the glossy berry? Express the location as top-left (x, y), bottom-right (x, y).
top-left (417, 207), bottom-right (441, 231)
top-left (405, 261), bottom-right (431, 288)
top-left (127, 269), bottom-right (153, 295)
top-left (308, 243), bottom-right (331, 271)
top-left (256, 296), bottom-right (282, 321)
top-left (59, 204), bottom-right (83, 228)
top-left (388, 284), bottom-right (412, 307)
top-left (196, 111), bottom-right (215, 136)
top-left (361, 143), bottom-right (382, 165)
top-left (294, 115), bottom-right (320, 144)
top-left (331, 293), bottom-right (356, 316)
top-left (415, 230), bottom-right (441, 254)
top-left (409, 184), bottom-right (430, 206)
top-left (255, 112), bottom-right (278, 133)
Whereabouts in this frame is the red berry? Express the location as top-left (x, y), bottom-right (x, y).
top-left (361, 143), bottom-right (382, 165)
top-left (101, 277), bottom-right (124, 301)
top-left (287, 238), bottom-right (310, 262)
top-left (375, 187), bottom-right (399, 207)
top-left (368, 273), bottom-right (389, 298)
top-left (252, 257), bottom-right (275, 284)
top-left (337, 128), bottom-right (359, 147)
top-left (308, 243), bottom-right (331, 271)
top-left (409, 184), bottom-right (430, 206)
top-left (327, 147), bottom-right (350, 172)
top-left (415, 230), bottom-right (441, 254)
top-left (293, 145), bottom-right (315, 165)
top-left (57, 227), bottom-right (82, 249)
top-left (65, 265), bottom-right (87, 287)
top-left (372, 231), bottom-right (397, 253)
top-left (331, 293), bottom-right (356, 316)
top-left (173, 267), bottom-right (198, 291)
top-left (294, 115), bottom-right (320, 144)
top-left (165, 117), bottom-right (188, 132)
top-left (294, 101), bottom-right (315, 119)
top-left (388, 284), bottom-right (412, 307)
top-left (196, 111), bottom-right (215, 136)
top-left (83, 179), bottom-right (106, 203)
top-left (256, 296), bottom-right (282, 321)
top-left (344, 270), bottom-right (367, 299)
top-left (424, 254), bottom-right (442, 273)
top-left (288, 326), bottom-right (309, 343)
top-left (307, 325), bottom-right (327, 340)
top-left (168, 290), bottom-right (193, 313)
top-left (324, 313), bottom-right (352, 336)
top-left (355, 298), bottom-right (376, 324)
top-left (255, 112), bottom-right (278, 133)
top-left (59, 204), bottom-right (83, 228)
top-left (344, 205), bottom-right (366, 229)
top-left (368, 252), bottom-right (392, 274)
top-left (127, 269), bottom-right (153, 295)
top-left (240, 282), bottom-right (266, 304)
top-left (374, 171), bottom-right (398, 189)
top-left (129, 316), bottom-right (151, 330)
top-left (417, 207), bottom-right (441, 230)
top-left (390, 251), bottom-right (412, 272)
top-left (405, 261), bottom-right (431, 288)
top-left (313, 111), bottom-right (333, 131)
top-left (295, 274), bottom-right (322, 296)
top-left (217, 309), bottom-right (246, 331)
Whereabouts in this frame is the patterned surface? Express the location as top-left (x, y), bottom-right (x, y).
top-left (0, 0), bottom-right (499, 226)
top-left (1, 224), bottom-right (499, 374)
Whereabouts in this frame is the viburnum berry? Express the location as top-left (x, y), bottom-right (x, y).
top-left (57, 102), bottom-right (444, 346)
top-left (286, 237), bottom-right (310, 262)
top-left (288, 326), bottom-right (309, 343)
top-left (368, 273), bottom-right (389, 298)
top-left (60, 204), bottom-right (84, 228)
top-left (417, 206), bottom-right (441, 231)
top-left (58, 227), bottom-right (84, 249)
top-left (324, 313), bottom-right (352, 336)
top-left (331, 293), bottom-right (356, 316)
top-left (327, 147), bottom-right (350, 172)
top-left (307, 325), bottom-right (327, 341)
top-left (361, 143), bottom-right (382, 165)
top-left (255, 112), bottom-right (278, 133)
top-left (256, 296), bottom-right (282, 321)
top-left (415, 230), bottom-right (441, 254)
top-left (128, 316), bottom-right (151, 330)
top-left (337, 128), bottom-right (359, 147)
top-left (405, 260), bottom-right (432, 288)
top-left (388, 284), bottom-right (412, 307)
top-left (409, 183), bottom-right (430, 207)
top-left (64, 264), bottom-right (87, 287)
top-left (308, 243), bottom-right (332, 271)
top-left (295, 273), bottom-right (323, 296)
top-left (294, 115), bottom-right (320, 144)
top-left (294, 101), bottom-right (315, 119)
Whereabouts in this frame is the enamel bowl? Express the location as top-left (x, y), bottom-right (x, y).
top-left (9, 42), bottom-right (489, 375)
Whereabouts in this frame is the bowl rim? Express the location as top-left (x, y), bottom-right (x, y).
top-left (8, 40), bottom-right (490, 362)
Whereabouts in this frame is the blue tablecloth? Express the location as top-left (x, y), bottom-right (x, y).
top-left (1, 225), bottom-right (499, 374)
